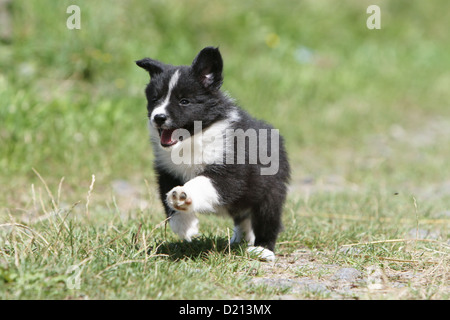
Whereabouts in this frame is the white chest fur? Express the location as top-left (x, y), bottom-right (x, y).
top-left (150, 118), bottom-right (232, 182)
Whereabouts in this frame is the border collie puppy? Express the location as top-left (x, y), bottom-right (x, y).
top-left (136, 47), bottom-right (290, 261)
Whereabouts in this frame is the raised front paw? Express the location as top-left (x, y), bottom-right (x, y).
top-left (166, 186), bottom-right (193, 213)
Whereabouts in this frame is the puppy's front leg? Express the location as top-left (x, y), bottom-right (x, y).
top-left (166, 176), bottom-right (220, 241)
top-left (166, 176), bottom-right (220, 213)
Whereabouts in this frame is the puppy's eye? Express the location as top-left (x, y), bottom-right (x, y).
top-left (151, 97), bottom-right (159, 103)
top-left (179, 98), bottom-right (190, 106)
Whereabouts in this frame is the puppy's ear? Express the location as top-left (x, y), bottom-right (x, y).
top-left (191, 47), bottom-right (223, 90)
top-left (136, 58), bottom-right (165, 77)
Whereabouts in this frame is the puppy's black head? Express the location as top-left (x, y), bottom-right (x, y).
top-left (136, 47), bottom-right (228, 148)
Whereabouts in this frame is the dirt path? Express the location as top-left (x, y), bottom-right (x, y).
top-left (247, 249), bottom-right (448, 299)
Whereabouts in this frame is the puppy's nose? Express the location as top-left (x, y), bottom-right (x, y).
top-left (153, 114), bottom-right (167, 126)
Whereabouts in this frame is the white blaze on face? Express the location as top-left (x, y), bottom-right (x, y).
top-left (150, 69), bottom-right (180, 127)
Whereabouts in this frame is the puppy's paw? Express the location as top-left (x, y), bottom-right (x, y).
top-left (166, 186), bottom-right (193, 213)
top-left (247, 246), bottom-right (276, 262)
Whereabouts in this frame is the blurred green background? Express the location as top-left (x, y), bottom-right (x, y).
top-left (0, 0), bottom-right (449, 300)
top-left (1, 0), bottom-right (449, 206)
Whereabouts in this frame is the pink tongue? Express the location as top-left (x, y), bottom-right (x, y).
top-left (160, 129), bottom-right (176, 146)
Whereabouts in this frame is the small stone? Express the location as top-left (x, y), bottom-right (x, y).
top-left (332, 268), bottom-right (362, 282)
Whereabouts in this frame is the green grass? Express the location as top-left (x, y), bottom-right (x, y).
top-left (1, 0), bottom-right (449, 299)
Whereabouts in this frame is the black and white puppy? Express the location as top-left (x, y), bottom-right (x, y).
top-left (136, 47), bottom-right (290, 261)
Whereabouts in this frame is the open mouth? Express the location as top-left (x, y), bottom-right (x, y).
top-left (158, 128), bottom-right (179, 147)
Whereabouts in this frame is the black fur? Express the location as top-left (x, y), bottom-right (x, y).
top-left (137, 47), bottom-right (290, 253)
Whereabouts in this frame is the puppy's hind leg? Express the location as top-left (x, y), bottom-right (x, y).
top-left (230, 214), bottom-right (255, 245)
